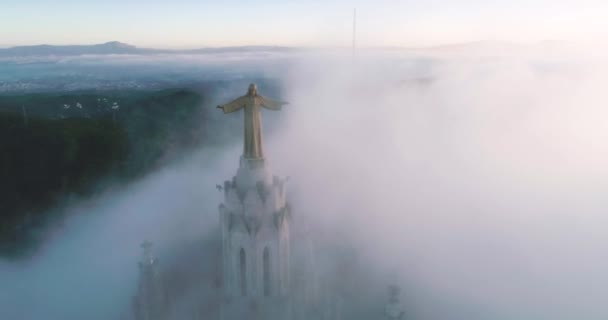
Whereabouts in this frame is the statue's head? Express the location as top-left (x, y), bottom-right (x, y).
top-left (247, 83), bottom-right (258, 96)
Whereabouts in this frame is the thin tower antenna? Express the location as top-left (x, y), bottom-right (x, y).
top-left (352, 8), bottom-right (357, 58)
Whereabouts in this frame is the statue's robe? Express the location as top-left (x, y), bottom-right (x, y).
top-left (218, 94), bottom-right (285, 159)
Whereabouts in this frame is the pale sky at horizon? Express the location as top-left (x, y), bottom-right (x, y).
top-left (1, 0), bottom-right (608, 48)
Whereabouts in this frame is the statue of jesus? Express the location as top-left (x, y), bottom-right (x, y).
top-left (217, 83), bottom-right (287, 159)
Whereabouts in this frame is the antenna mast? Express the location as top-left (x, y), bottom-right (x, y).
top-left (352, 8), bottom-right (357, 58)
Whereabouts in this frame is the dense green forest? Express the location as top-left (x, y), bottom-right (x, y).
top-left (0, 89), bottom-right (218, 257)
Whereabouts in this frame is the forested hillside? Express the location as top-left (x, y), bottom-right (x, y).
top-left (0, 89), bottom-right (216, 257)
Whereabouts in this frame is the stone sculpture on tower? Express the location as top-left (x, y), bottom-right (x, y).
top-left (217, 84), bottom-right (291, 320)
top-left (217, 83), bottom-right (285, 159)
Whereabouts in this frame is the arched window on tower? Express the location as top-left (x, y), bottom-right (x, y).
top-left (239, 248), bottom-right (247, 296)
top-left (263, 246), bottom-right (271, 296)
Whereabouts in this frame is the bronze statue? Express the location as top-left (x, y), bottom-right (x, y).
top-left (217, 83), bottom-right (287, 159)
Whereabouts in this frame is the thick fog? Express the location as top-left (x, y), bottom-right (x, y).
top-left (269, 45), bottom-right (608, 319)
top-left (0, 148), bottom-right (239, 319)
top-left (2, 44), bottom-right (608, 319)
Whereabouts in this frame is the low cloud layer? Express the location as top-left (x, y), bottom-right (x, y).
top-left (2, 44), bottom-right (608, 319)
top-left (0, 148), bottom-right (239, 319)
top-left (269, 46), bottom-right (608, 319)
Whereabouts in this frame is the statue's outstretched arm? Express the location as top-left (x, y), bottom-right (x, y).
top-left (217, 96), bottom-right (247, 113)
top-left (258, 96), bottom-right (287, 110)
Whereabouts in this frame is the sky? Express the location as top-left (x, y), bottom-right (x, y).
top-left (2, 0), bottom-right (608, 48)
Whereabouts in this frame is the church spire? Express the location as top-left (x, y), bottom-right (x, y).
top-left (132, 241), bottom-right (167, 320)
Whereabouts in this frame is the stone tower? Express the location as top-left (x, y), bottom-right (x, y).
top-left (132, 241), bottom-right (167, 320)
top-left (384, 285), bottom-right (405, 320)
top-left (217, 84), bottom-right (291, 320)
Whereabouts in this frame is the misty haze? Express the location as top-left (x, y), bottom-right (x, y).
top-left (2, 1), bottom-right (608, 320)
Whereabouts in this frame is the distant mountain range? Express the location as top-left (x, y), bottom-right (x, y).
top-left (0, 41), bottom-right (296, 56)
top-left (0, 40), bottom-right (587, 59)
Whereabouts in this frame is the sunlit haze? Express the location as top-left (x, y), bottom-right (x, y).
top-left (2, 0), bottom-right (608, 48)
top-left (2, 1), bottom-right (608, 320)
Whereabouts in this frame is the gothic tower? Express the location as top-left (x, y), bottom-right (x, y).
top-left (217, 84), bottom-right (291, 320)
top-left (132, 241), bottom-right (167, 320)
